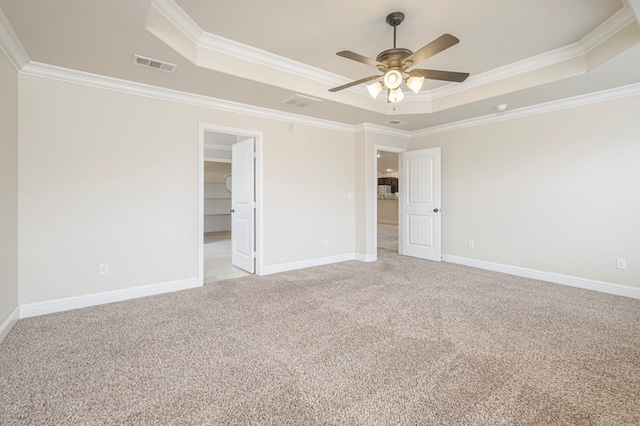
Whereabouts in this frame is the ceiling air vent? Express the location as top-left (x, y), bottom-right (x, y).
top-left (133, 55), bottom-right (177, 73)
top-left (386, 119), bottom-right (407, 126)
top-left (282, 94), bottom-right (322, 108)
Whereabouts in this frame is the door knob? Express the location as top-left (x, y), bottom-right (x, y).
top-left (433, 208), bottom-right (439, 213)
top-left (230, 209), bottom-right (235, 213)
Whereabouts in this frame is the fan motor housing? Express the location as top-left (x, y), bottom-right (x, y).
top-left (376, 48), bottom-right (413, 69)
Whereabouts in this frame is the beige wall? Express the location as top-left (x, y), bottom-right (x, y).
top-left (354, 132), bottom-right (367, 255)
top-left (0, 49), bottom-right (19, 326)
top-left (12, 66), bottom-right (639, 310)
top-left (408, 95), bottom-right (640, 288)
top-left (18, 75), bottom-right (355, 304)
top-left (263, 123), bottom-right (355, 265)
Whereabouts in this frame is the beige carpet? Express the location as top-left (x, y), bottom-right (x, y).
top-left (1, 251), bottom-right (639, 424)
top-left (377, 223), bottom-right (398, 252)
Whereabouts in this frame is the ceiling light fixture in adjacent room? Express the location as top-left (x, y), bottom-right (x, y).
top-left (496, 104), bottom-right (508, 112)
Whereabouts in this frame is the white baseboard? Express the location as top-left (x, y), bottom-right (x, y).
top-left (355, 253), bottom-right (377, 262)
top-left (261, 253), bottom-right (357, 275)
top-left (443, 254), bottom-right (640, 300)
top-left (20, 277), bottom-right (202, 318)
top-left (377, 220), bottom-right (398, 225)
top-left (0, 306), bottom-right (20, 344)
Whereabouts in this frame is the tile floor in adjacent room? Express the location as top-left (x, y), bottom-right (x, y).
top-left (203, 238), bottom-right (249, 282)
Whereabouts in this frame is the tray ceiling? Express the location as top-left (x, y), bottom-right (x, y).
top-left (1, 0), bottom-right (640, 131)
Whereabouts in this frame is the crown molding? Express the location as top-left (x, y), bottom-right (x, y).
top-left (421, 43), bottom-right (584, 102)
top-left (0, 6), bottom-right (29, 71)
top-left (414, 5), bottom-right (637, 102)
top-left (148, 0), bottom-right (639, 114)
top-left (152, 0), bottom-right (636, 104)
top-left (198, 32), bottom-right (348, 88)
top-left (411, 81), bottom-right (640, 138)
top-left (149, 0), bottom-right (202, 41)
top-left (18, 61), bottom-right (640, 140)
top-left (150, 0), bottom-right (356, 91)
top-left (580, 4), bottom-right (637, 52)
top-left (355, 123), bottom-right (410, 139)
top-left (624, 0), bottom-right (640, 23)
top-left (20, 62), bottom-right (355, 134)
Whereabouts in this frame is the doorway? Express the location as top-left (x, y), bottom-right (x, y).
top-left (376, 150), bottom-right (400, 253)
top-left (199, 124), bottom-right (263, 283)
top-left (203, 158), bottom-right (245, 281)
top-left (372, 145), bottom-right (442, 262)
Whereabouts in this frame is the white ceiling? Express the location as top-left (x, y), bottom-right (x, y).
top-left (2, 0), bottom-right (640, 131)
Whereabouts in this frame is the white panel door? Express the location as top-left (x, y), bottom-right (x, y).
top-left (400, 147), bottom-right (441, 261)
top-left (231, 138), bottom-right (255, 273)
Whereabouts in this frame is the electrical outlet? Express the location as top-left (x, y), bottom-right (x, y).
top-left (616, 258), bottom-right (627, 270)
top-left (324, 238), bottom-right (330, 246)
top-left (99, 263), bottom-right (109, 275)
top-left (298, 241), bottom-right (304, 249)
top-left (468, 240), bottom-right (475, 249)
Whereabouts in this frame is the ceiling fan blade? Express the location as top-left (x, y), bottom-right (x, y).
top-left (403, 34), bottom-right (460, 68)
top-left (329, 75), bottom-right (382, 92)
top-left (336, 51), bottom-right (387, 70)
top-left (410, 68), bottom-right (469, 83)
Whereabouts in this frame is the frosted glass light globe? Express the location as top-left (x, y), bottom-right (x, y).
top-left (383, 70), bottom-right (402, 90)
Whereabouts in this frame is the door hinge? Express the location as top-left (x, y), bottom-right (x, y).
top-left (253, 251), bottom-right (257, 258)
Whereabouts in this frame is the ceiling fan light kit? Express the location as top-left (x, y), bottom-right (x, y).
top-left (383, 69), bottom-right (403, 90)
top-left (388, 87), bottom-right (404, 103)
top-left (330, 11), bottom-right (470, 106)
top-left (406, 75), bottom-right (425, 94)
top-left (367, 81), bottom-right (384, 98)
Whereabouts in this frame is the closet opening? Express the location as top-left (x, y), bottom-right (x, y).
top-left (200, 126), bottom-right (262, 282)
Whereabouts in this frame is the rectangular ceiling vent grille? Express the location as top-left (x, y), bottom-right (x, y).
top-left (386, 119), bottom-right (407, 126)
top-left (282, 94), bottom-right (322, 108)
top-left (133, 55), bottom-right (177, 73)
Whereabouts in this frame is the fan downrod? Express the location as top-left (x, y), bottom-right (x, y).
top-left (377, 12), bottom-right (410, 68)
top-left (385, 12), bottom-right (405, 53)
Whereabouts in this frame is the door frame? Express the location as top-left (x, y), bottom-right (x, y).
top-left (372, 145), bottom-right (406, 261)
top-left (198, 123), bottom-right (264, 283)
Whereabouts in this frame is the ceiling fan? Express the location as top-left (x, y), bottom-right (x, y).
top-left (329, 12), bottom-right (469, 104)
